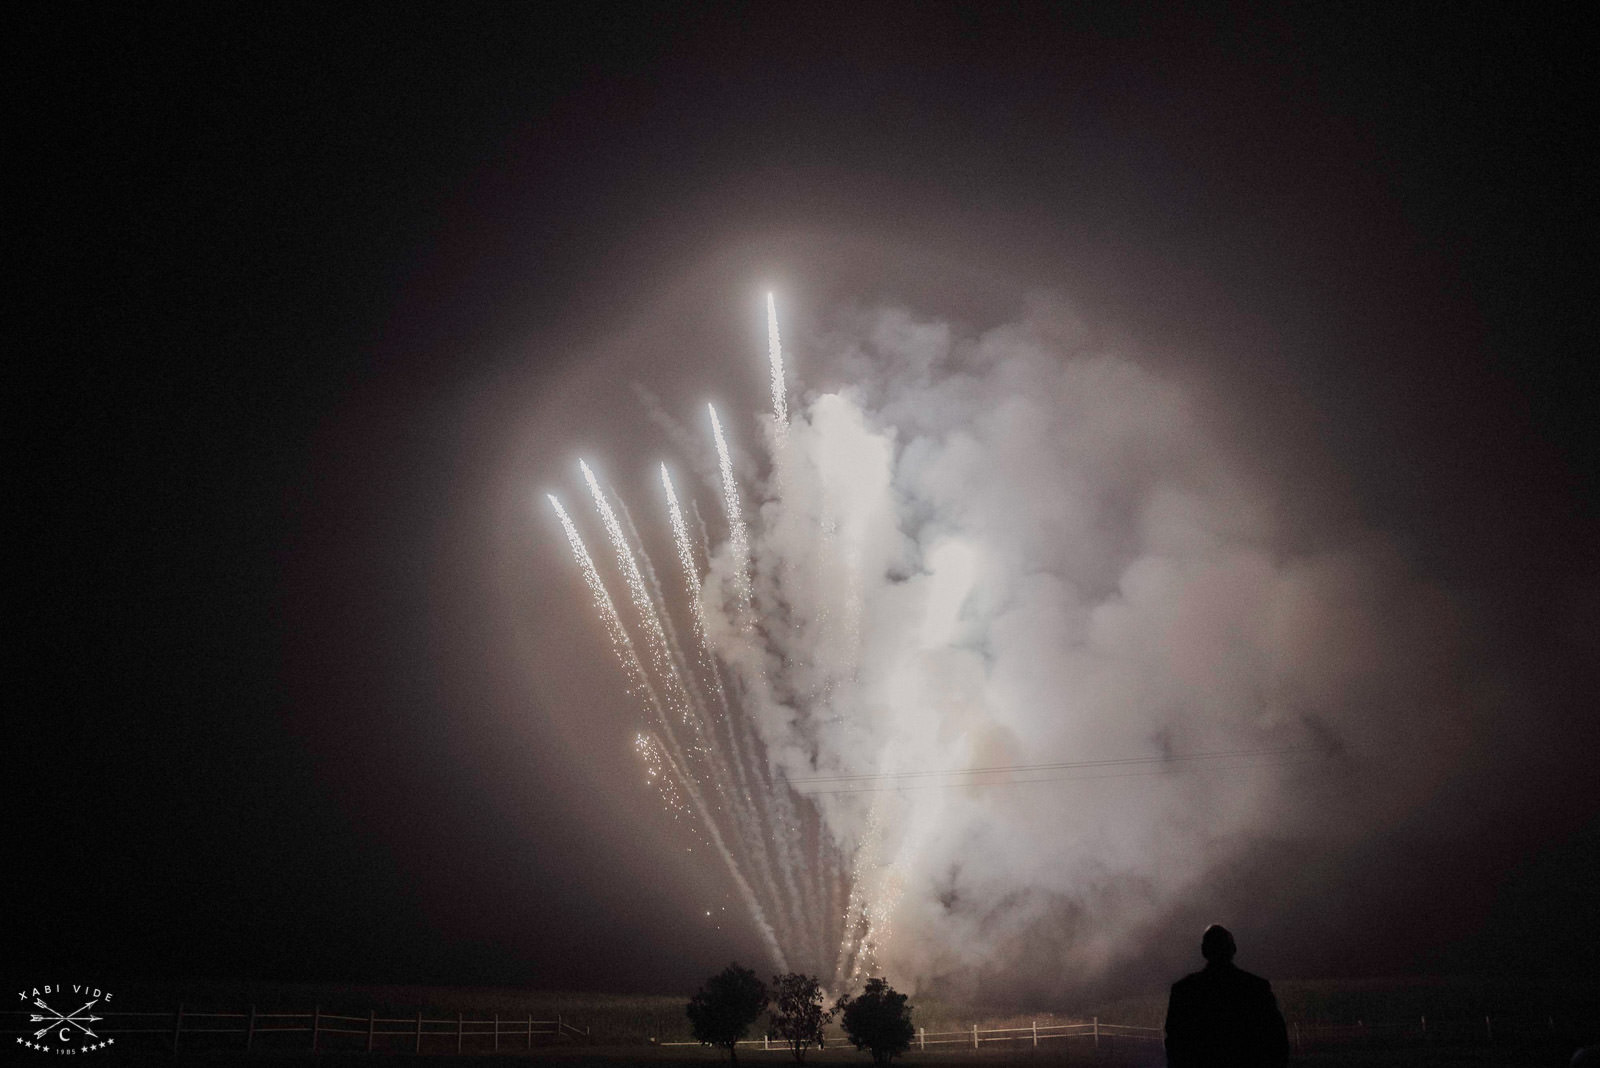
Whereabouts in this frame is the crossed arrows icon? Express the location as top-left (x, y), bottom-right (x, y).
top-left (29, 998), bottom-right (101, 1041)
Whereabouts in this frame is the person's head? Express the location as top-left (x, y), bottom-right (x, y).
top-left (1201, 924), bottom-right (1237, 964)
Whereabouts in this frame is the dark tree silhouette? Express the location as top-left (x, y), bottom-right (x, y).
top-left (769, 972), bottom-right (834, 1063)
top-left (836, 977), bottom-right (915, 1066)
top-left (687, 962), bottom-right (769, 1065)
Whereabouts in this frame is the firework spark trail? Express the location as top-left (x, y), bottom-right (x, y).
top-left (662, 466), bottom-right (704, 611)
top-left (578, 468), bottom-right (712, 788)
top-left (705, 404), bottom-right (831, 956)
top-left (575, 466), bottom-right (788, 964)
top-left (597, 460), bottom-right (833, 972)
top-left (729, 399), bottom-right (849, 966)
top-left (790, 432), bottom-right (880, 974)
top-left (690, 497), bottom-right (713, 573)
top-left (643, 728), bottom-right (788, 969)
top-left (580, 462), bottom-right (701, 731)
top-left (663, 468), bottom-right (763, 833)
top-left (721, 657), bottom-right (820, 962)
top-left (660, 466), bottom-right (735, 748)
top-left (764, 298), bottom-right (862, 970)
top-left (701, 605), bottom-right (816, 960)
top-left (618, 489), bottom-right (765, 897)
top-left (765, 759), bottom-right (830, 971)
top-left (549, 299), bottom-right (878, 982)
top-left (551, 496), bottom-right (704, 831)
top-left (766, 291), bottom-right (788, 436)
top-left (616, 493), bottom-right (715, 753)
top-left (838, 814), bottom-right (888, 985)
top-left (636, 732), bottom-right (690, 821)
top-left (708, 405), bottom-right (753, 613)
top-left (661, 463), bottom-right (792, 942)
top-left (828, 850), bottom-right (851, 985)
top-left (548, 495), bottom-right (664, 722)
top-left (654, 727), bottom-right (789, 971)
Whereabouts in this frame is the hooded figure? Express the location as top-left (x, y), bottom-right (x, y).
top-left (1164, 925), bottom-right (1289, 1068)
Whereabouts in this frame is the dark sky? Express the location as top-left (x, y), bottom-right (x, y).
top-left (15, 4), bottom-right (1597, 999)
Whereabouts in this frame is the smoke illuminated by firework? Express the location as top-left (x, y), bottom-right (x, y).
top-left (550, 295), bottom-right (892, 983)
top-left (546, 291), bottom-right (1482, 996)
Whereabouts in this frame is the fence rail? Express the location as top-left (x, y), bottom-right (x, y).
top-left (8, 1006), bottom-right (1578, 1055)
top-left (660, 1012), bottom-right (1574, 1056)
top-left (4, 1006), bottom-right (588, 1053)
top-left (916, 1017), bottom-right (1161, 1049)
top-left (661, 1017), bottom-right (1160, 1050)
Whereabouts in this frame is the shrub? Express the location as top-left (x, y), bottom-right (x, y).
top-left (769, 972), bottom-right (834, 1062)
top-left (837, 977), bottom-right (914, 1066)
top-left (687, 963), bottom-right (769, 1065)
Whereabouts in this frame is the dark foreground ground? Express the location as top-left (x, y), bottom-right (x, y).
top-left (72, 1043), bottom-right (1591, 1068)
top-left (13, 977), bottom-right (1592, 1067)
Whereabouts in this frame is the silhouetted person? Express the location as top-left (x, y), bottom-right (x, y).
top-left (1165, 925), bottom-right (1289, 1068)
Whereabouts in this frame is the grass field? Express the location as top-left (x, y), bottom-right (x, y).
top-left (36, 1041), bottom-right (1587, 1067)
top-left (99, 972), bottom-right (1597, 1035)
top-left (15, 974), bottom-right (1594, 1065)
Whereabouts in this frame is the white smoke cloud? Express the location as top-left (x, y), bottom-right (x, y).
top-left (701, 300), bottom-right (1482, 999)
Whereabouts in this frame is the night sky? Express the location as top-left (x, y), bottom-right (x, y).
top-left (16, 5), bottom-right (1597, 1000)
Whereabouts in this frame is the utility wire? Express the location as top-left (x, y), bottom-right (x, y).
top-left (786, 744), bottom-right (1344, 796)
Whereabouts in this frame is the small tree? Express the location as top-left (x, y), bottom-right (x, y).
top-left (836, 977), bottom-right (914, 1066)
top-left (769, 972), bottom-right (834, 1063)
top-left (687, 962), bottom-right (769, 1065)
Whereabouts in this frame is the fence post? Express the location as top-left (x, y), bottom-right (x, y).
top-left (764, 1034), bottom-right (770, 1051)
top-left (919, 1027), bottom-right (925, 1051)
top-left (1421, 1014), bottom-right (1427, 1040)
top-left (972, 1023), bottom-right (978, 1049)
top-left (1033, 1020), bottom-right (1038, 1047)
top-left (416, 1011), bottom-right (422, 1054)
top-left (457, 1012), bottom-right (463, 1054)
top-left (1485, 1015), bottom-right (1492, 1042)
top-left (494, 1013), bottom-right (500, 1052)
top-left (312, 1005), bottom-right (321, 1052)
top-left (368, 1010), bottom-right (376, 1053)
top-left (246, 1004), bottom-right (256, 1052)
top-left (1094, 1016), bottom-right (1100, 1049)
top-left (557, 1012), bottom-right (563, 1040)
top-left (527, 1013), bottom-right (533, 1050)
top-left (173, 1003), bottom-right (184, 1053)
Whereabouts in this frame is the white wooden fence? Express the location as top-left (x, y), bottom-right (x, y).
top-left (662, 1016), bottom-right (1160, 1050)
top-left (4, 1006), bottom-right (589, 1053)
top-left (661, 1011), bottom-right (1576, 1055)
top-left (8, 1006), bottom-right (1577, 1055)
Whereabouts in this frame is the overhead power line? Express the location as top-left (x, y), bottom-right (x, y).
top-left (786, 744), bottom-right (1344, 796)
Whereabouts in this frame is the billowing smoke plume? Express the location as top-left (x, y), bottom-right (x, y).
top-left (550, 295), bottom-right (1489, 1002)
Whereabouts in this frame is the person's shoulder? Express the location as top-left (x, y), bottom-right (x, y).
top-left (1232, 968), bottom-right (1275, 993)
top-left (1171, 970), bottom-right (1206, 992)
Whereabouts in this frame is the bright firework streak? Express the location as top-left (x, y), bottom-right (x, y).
top-left (550, 302), bottom-right (872, 985)
top-left (707, 404), bottom-right (754, 614)
top-left (767, 291), bottom-right (788, 435)
top-left (663, 461), bottom-right (799, 948)
top-left (580, 461), bottom-right (697, 728)
top-left (572, 463), bottom-right (790, 972)
top-left (547, 494), bottom-right (660, 718)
